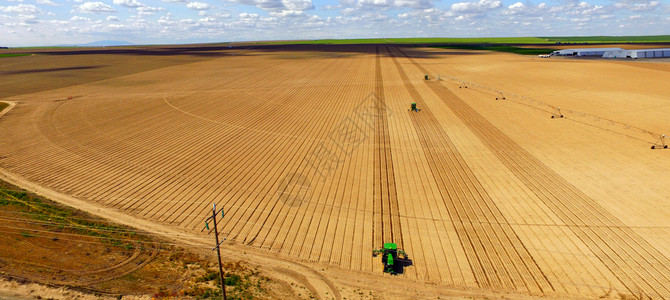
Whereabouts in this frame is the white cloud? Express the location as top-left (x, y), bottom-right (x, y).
top-left (3, 0), bottom-right (670, 47)
top-left (73, 1), bottom-right (116, 13)
top-left (233, 0), bottom-right (313, 11)
top-left (0, 4), bottom-right (40, 13)
top-left (239, 12), bottom-right (259, 18)
top-left (392, 0), bottom-right (431, 9)
top-left (108, 23), bottom-right (127, 29)
top-left (137, 6), bottom-right (166, 14)
top-left (340, 0), bottom-right (431, 10)
top-left (36, 0), bottom-right (57, 5)
top-left (211, 11), bottom-right (231, 18)
top-left (19, 14), bottom-right (39, 23)
top-left (269, 9), bottom-right (305, 17)
top-left (508, 2), bottom-right (523, 10)
top-left (157, 14), bottom-right (175, 24)
top-left (575, 2), bottom-right (604, 15)
top-left (186, 1), bottom-right (210, 10)
top-left (503, 1), bottom-right (543, 15)
top-left (323, 4), bottom-right (341, 10)
top-left (357, 0), bottom-right (391, 6)
top-left (615, 1), bottom-right (659, 12)
top-left (178, 18), bottom-right (196, 24)
top-left (451, 0), bottom-right (501, 14)
top-left (70, 15), bottom-right (90, 21)
top-left (235, 0), bottom-right (285, 10)
top-left (283, 0), bottom-right (312, 10)
top-left (113, 0), bottom-right (144, 7)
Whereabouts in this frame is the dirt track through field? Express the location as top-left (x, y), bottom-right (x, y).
top-left (373, 46), bottom-right (403, 249)
top-left (395, 46), bottom-right (670, 298)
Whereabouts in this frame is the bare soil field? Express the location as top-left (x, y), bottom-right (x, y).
top-left (1, 44), bottom-right (669, 299)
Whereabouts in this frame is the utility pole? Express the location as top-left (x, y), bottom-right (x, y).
top-left (204, 203), bottom-right (227, 300)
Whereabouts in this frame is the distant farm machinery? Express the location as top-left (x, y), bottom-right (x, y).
top-left (651, 134), bottom-right (668, 149)
top-left (373, 243), bottom-right (412, 275)
top-left (551, 107), bottom-right (564, 119)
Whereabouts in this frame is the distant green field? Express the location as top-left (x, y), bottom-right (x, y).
top-left (258, 37), bottom-right (550, 45)
top-left (543, 35), bottom-right (670, 43)
top-left (388, 37), bottom-right (549, 44)
top-left (434, 45), bottom-right (555, 55)
top-left (258, 36), bottom-right (670, 45)
top-left (0, 53), bottom-right (31, 57)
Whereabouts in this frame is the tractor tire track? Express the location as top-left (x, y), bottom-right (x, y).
top-left (373, 46), bottom-right (404, 250)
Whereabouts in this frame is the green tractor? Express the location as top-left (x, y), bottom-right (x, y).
top-left (373, 243), bottom-right (410, 275)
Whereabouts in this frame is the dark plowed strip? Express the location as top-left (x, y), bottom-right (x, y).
top-left (387, 47), bottom-right (552, 294)
top-left (373, 46), bottom-right (403, 250)
top-left (396, 47), bottom-right (670, 298)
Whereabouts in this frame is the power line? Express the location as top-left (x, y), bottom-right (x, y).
top-left (203, 203), bottom-right (227, 300)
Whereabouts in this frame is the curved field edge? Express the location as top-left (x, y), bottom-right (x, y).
top-left (0, 168), bottom-right (556, 300)
top-left (0, 176), bottom-right (290, 299)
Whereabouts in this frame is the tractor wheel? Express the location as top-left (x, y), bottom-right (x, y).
top-left (665, 145), bottom-right (668, 149)
top-left (651, 146), bottom-right (656, 149)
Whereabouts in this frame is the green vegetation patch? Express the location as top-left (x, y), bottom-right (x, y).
top-left (387, 37), bottom-right (549, 44)
top-left (0, 53), bottom-right (31, 57)
top-left (0, 184), bottom-right (139, 249)
top-left (0, 102), bottom-right (8, 112)
top-left (256, 36), bottom-right (670, 46)
top-left (184, 263), bottom-right (272, 300)
top-left (0, 180), bottom-right (284, 299)
top-left (257, 37), bottom-right (550, 45)
top-left (542, 35), bottom-right (670, 43)
top-left (434, 45), bottom-right (556, 55)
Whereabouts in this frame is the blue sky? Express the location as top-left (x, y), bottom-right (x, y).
top-left (1, 0), bottom-right (668, 46)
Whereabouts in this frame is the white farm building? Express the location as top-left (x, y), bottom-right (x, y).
top-left (551, 48), bottom-right (622, 57)
top-left (551, 48), bottom-right (670, 59)
top-left (628, 48), bottom-right (670, 58)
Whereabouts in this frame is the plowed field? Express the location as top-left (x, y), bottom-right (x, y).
top-left (1, 44), bottom-right (669, 298)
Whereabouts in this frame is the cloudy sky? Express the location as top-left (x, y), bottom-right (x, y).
top-left (1, 0), bottom-right (668, 46)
